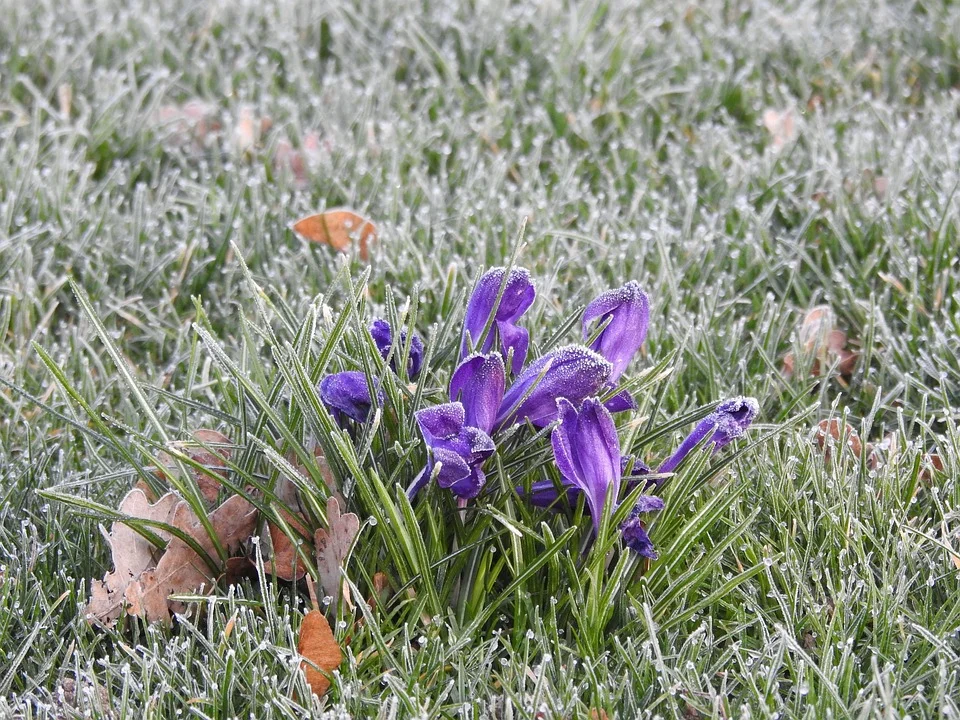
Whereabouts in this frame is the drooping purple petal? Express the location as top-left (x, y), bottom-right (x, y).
top-left (583, 281), bottom-right (650, 382)
top-left (496, 345), bottom-right (612, 430)
top-left (319, 371), bottom-right (384, 425)
top-left (461, 267), bottom-right (535, 372)
top-left (657, 396), bottom-right (759, 476)
top-left (449, 353), bottom-right (506, 434)
top-left (370, 318), bottom-right (424, 377)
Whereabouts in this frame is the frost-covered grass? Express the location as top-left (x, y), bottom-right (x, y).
top-left (2, 0), bottom-right (960, 717)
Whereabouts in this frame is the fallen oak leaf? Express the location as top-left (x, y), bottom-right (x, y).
top-left (314, 496), bottom-right (360, 613)
top-left (292, 209), bottom-right (377, 261)
top-left (125, 495), bottom-right (257, 624)
top-left (85, 489), bottom-right (180, 625)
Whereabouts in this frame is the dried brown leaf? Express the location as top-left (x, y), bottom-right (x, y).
top-left (313, 496), bottom-right (360, 612)
top-left (292, 209), bottom-right (377, 261)
top-left (298, 610), bottom-right (342, 697)
top-left (264, 509), bottom-right (310, 581)
top-left (814, 418), bottom-right (863, 462)
top-left (126, 495), bottom-right (257, 624)
top-left (156, 429), bottom-right (232, 504)
top-left (85, 489), bottom-right (180, 625)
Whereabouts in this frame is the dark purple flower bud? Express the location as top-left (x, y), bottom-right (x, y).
top-left (657, 396), bottom-right (759, 476)
top-left (370, 318), bottom-right (424, 377)
top-left (583, 281), bottom-right (650, 382)
top-left (550, 397), bottom-right (622, 532)
top-left (461, 267), bottom-right (535, 373)
top-left (319, 371), bottom-right (384, 425)
top-left (495, 345), bottom-right (612, 430)
top-left (408, 402), bottom-right (495, 499)
top-left (449, 353), bottom-right (506, 434)
top-left (620, 496), bottom-right (664, 559)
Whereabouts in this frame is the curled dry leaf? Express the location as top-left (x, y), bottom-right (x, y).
top-left (298, 610), bottom-right (342, 697)
top-left (784, 306), bottom-right (858, 378)
top-left (125, 494), bottom-right (257, 624)
top-left (314, 496), bottom-right (360, 612)
top-left (292, 209), bottom-right (377, 261)
top-left (155, 429), bottom-right (233, 504)
top-left (85, 489), bottom-right (179, 625)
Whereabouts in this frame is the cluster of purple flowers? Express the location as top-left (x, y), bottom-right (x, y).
top-left (319, 267), bottom-right (758, 560)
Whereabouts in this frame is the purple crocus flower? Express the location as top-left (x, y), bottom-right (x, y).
top-left (319, 371), bottom-right (384, 425)
top-left (449, 353), bottom-right (505, 434)
top-left (583, 281), bottom-right (650, 382)
top-left (370, 318), bottom-right (424, 378)
top-left (620, 495), bottom-right (665, 559)
top-left (461, 267), bottom-right (535, 373)
top-left (657, 396), bottom-right (759, 476)
top-left (495, 345), bottom-right (612, 430)
top-left (549, 397), bottom-right (622, 531)
top-left (408, 402), bottom-right (495, 499)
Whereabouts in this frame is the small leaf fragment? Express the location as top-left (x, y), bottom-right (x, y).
top-left (292, 209), bottom-right (377, 260)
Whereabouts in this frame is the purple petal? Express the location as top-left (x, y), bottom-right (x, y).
top-left (603, 388), bottom-right (637, 414)
top-left (461, 267), bottom-right (535, 363)
top-left (633, 495), bottom-right (665, 513)
top-left (432, 446), bottom-right (473, 489)
top-left (583, 281), bottom-right (649, 382)
top-left (567, 398), bottom-right (622, 529)
top-left (620, 514), bottom-right (658, 559)
top-left (521, 478), bottom-right (581, 507)
top-left (370, 318), bottom-right (424, 377)
top-left (620, 455), bottom-right (652, 476)
top-left (415, 402), bottom-right (466, 445)
top-left (319, 372), bottom-right (384, 424)
top-left (449, 353), bottom-right (506, 434)
top-left (496, 345), bottom-right (612, 430)
top-left (711, 396), bottom-right (759, 447)
top-left (496, 321), bottom-right (530, 374)
top-left (447, 465), bottom-right (487, 499)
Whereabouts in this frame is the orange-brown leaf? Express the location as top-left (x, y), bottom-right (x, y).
top-left (292, 210), bottom-right (376, 260)
top-left (298, 610), bottom-right (342, 697)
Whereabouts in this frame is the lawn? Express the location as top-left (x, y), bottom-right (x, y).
top-left (2, 0), bottom-right (960, 717)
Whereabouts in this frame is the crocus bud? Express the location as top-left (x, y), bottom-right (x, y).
top-left (583, 281), bottom-right (649, 382)
top-left (370, 318), bottom-right (424, 378)
top-left (462, 267), bottom-right (535, 373)
top-left (319, 372), bottom-right (384, 425)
